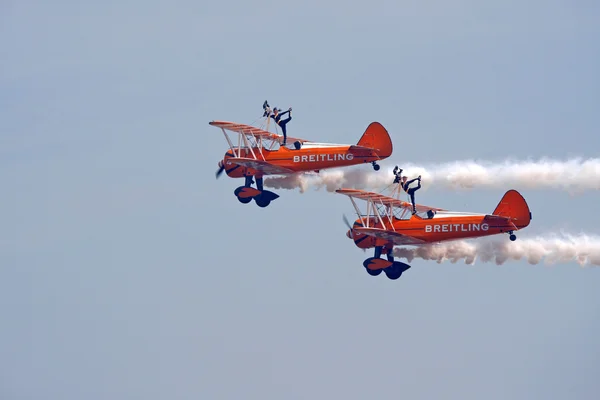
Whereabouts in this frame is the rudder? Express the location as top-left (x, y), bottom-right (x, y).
top-left (492, 190), bottom-right (532, 229)
top-left (357, 122), bottom-right (393, 159)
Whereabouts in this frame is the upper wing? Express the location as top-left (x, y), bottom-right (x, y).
top-left (226, 157), bottom-right (294, 175)
top-left (353, 227), bottom-right (426, 245)
top-left (336, 188), bottom-right (446, 213)
top-left (209, 120), bottom-right (310, 144)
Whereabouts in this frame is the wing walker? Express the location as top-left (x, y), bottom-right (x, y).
top-left (209, 101), bottom-right (533, 281)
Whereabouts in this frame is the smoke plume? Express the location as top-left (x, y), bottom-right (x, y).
top-left (264, 157), bottom-right (600, 193)
top-left (392, 234), bottom-right (600, 267)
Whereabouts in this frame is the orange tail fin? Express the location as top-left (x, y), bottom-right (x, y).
top-left (356, 122), bottom-right (393, 159)
top-left (492, 190), bottom-right (532, 229)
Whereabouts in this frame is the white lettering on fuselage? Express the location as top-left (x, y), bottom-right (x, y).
top-left (425, 223), bottom-right (489, 233)
top-left (293, 154), bottom-right (354, 163)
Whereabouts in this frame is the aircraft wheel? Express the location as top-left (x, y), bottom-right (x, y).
top-left (237, 196), bottom-right (252, 204)
top-left (372, 163), bottom-right (380, 171)
top-left (384, 262), bottom-right (410, 280)
top-left (384, 267), bottom-right (402, 280)
top-left (255, 196), bottom-right (271, 208)
top-left (510, 234), bottom-right (517, 241)
top-left (365, 267), bottom-right (382, 276)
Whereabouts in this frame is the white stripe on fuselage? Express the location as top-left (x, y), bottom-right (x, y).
top-left (299, 142), bottom-right (349, 149)
top-left (430, 211), bottom-right (486, 219)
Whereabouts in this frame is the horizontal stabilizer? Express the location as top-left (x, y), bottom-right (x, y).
top-left (348, 144), bottom-right (374, 152)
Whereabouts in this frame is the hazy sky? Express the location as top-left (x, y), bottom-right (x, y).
top-left (2, 1), bottom-right (600, 399)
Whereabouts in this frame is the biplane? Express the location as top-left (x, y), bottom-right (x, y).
top-left (211, 116), bottom-right (393, 207)
top-left (337, 186), bottom-right (532, 280)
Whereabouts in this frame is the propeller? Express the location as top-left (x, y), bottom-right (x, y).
top-left (343, 214), bottom-right (354, 239)
top-left (216, 160), bottom-right (225, 179)
top-left (343, 214), bottom-right (352, 230)
top-left (343, 215), bottom-right (366, 252)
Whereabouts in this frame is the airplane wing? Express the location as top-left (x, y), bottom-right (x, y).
top-left (336, 189), bottom-right (446, 213)
top-left (226, 157), bottom-right (295, 175)
top-left (209, 120), bottom-right (310, 144)
top-left (353, 227), bottom-right (426, 245)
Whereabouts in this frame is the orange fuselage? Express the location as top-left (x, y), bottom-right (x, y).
top-left (350, 213), bottom-right (524, 249)
top-left (223, 146), bottom-right (381, 178)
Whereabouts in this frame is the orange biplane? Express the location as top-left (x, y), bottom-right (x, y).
top-left (211, 117), bottom-right (393, 207)
top-left (337, 186), bottom-right (532, 280)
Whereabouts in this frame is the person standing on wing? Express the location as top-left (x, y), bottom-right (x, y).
top-left (270, 107), bottom-right (292, 146)
top-left (262, 100), bottom-right (271, 117)
top-left (402, 174), bottom-right (422, 214)
top-left (393, 166), bottom-right (403, 184)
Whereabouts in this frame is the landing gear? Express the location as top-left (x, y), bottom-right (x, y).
top-left (237, 196), bottom-right (252, 204)
top-left (234, 175), bottom-right (279, 207)
top-left (384, 264), bottom-right (404, 280)
top-left (363, 245), bottom-right (411, 280)
top-left (255, 194), bottom-right (271, 208)
top-left (509, 234), bottom-right (517, 241)
top-left (372, 161), bottom-right (380, 171)
top-left (366, 267), bottom-right (382, 277)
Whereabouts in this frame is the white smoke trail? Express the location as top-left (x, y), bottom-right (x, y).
top-left (263, 157), bottom-right (600, 193)
top-left (392, 234), bottom-right (600, 267)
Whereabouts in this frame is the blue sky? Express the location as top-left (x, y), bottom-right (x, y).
top-left (1, 1), bottom-right (600, 399)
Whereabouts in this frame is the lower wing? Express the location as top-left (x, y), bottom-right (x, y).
top-left (353, 227), bottom-right (426, 245)
top-left (226, 157), bottom-right (294, 175)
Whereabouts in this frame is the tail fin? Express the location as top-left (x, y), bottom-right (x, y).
top-left (356, 122), bottom-right (393, 159)
top-left (492, 190), bottom-right (532, 229)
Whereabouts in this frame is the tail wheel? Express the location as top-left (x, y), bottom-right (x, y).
top-left (372, 162), bottom-right (380, 171)
top-left (510, 234), bottom-right (517, 241)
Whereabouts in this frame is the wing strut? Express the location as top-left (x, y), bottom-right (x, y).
top-left (349, 197), bottom-right (365, 227)
top-left (220, 128), bottom-right (238, 157)
top-left (379, 198), bottom-right (396, 231)
top-left (370, 198), bottom-right (387, 230)
top-left (240, 128), bottom-right (258, 160)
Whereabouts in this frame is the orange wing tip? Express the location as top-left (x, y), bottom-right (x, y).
top-left (364, 258), bottom-right (393, 270)
top-left (235, 187), bottom-right (261, 198)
